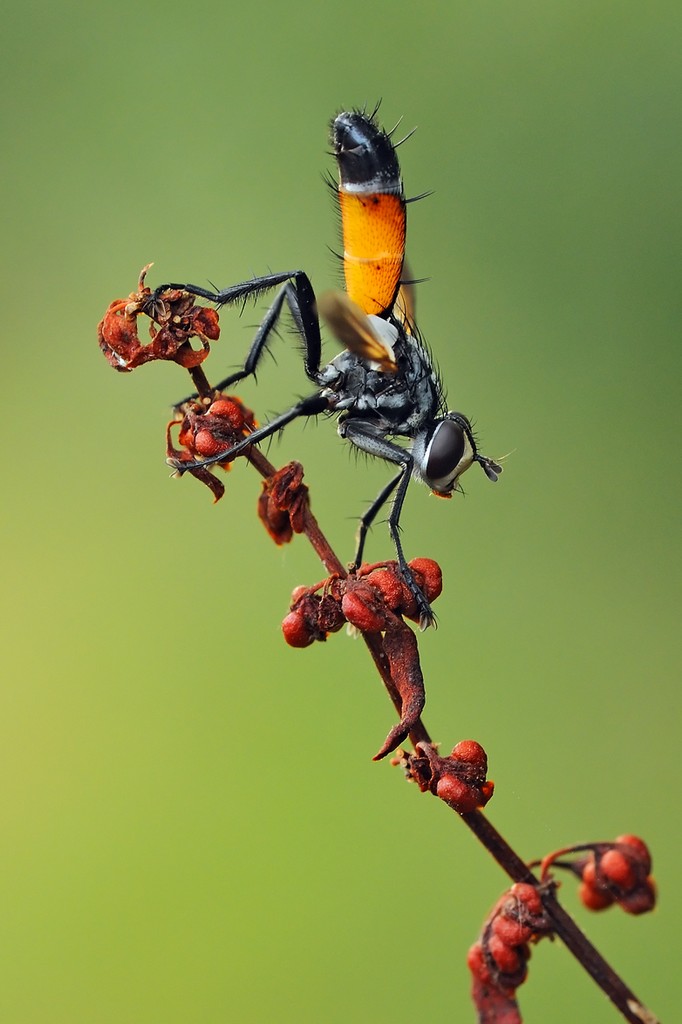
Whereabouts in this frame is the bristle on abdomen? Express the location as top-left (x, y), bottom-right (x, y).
top-left (331, 111), bottom-right (406, 317)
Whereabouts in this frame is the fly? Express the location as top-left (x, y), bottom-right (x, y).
top-left (149, 108), bottom-right (502, 628)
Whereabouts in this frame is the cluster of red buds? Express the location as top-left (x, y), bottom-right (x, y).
top-left (282, 557), bottom-right (443, 644)
top-left (466, 835), bottom-right (657, 1020)
top-left (281, 558), bottom-right (442, 760)
top-left (539, 835), bottom-right (656, 915)
top-left (98, 265), bottom-right (220, 372)
top-left (468, 882), bottom-right (554, 1023)
top-left (98, 268), bottom-right (270, 502)
top-left (392, 739), bottom-right (494, 814)
top-left (167, 395), bottom-right (258, 502)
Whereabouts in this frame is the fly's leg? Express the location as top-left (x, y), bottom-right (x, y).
top-left (342, 422), bottom-right (435, 629)
top-left (211, 283), bottom-right (295, 394)
top-left (386, 462), bottom-right (436, 629)
top-left (168, 392), bottom-right (330, 474)
top-left (352, 471), bottom-right (402, 568)
top-left (143, 271), bottom-right (322, 407)
top-left (149, 270), bottom-right (313, 313)
top-left (210, 275), bottom-right (321, 395)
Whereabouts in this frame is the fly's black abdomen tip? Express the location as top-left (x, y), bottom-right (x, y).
top-left (331, 110), bottom-right (401, 192)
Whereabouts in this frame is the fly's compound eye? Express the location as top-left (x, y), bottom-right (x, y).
top-left (424, 417), bottom-right (474, 494)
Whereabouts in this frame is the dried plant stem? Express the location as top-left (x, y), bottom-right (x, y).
top-left (461, 813), bottom-right (658, 1023)
top-left (187, 364), bottom-right (214, 399)
top-left (244, 454), bottom-right (658, 1024)
top-left (99, 270), bottom-right (659, 1024)
top-left (210, 442), bottom-right (657, 1022)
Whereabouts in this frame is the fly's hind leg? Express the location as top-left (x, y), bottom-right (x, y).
top-left (352, 471), bottom-right (402, 569)
top-left (155, 268), bottom-right (328, 475)
top-left (144, 270), bottom-right (323, 408)
top-left (210, 274), bottom-right (321, 395)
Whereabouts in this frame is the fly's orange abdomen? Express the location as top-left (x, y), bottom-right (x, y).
top-left (331, 110), bottom-right (406, 317)
top-left (339, 191), bottom-right (406, 316)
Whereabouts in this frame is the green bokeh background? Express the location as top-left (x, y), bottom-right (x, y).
top-left (1, 1), bottom-right (679, 1021)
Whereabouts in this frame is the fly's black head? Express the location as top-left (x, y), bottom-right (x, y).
top-left (419, 413), bottom-right (502, 495)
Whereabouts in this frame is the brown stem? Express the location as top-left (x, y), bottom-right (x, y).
top-left (460, 813), bottom-right (657, 1022)
top-left (187, 364), bottom-right (214, 400)
top-left (293, 507), bottom-right (658, 1021)
top-left (246, 448), bottom-right (348, 577)
top-left (237, 448), bottom-right (658, 1023)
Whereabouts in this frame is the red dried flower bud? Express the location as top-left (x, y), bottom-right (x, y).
top-left (509, 883), bottom-right (546, 919)
top-left (480, 780), bottom-right (495, 802)
top-left (492, 913), bottom-right (534, 948)
top-left (436, 774), bottom-right (485, 814)
top-left (165, 394), bottom-right (259, 500)
top-left (466, 942), bottom-right (490, 983)
top-left (205, 395), bottom-right (257, 433)
top-left (599, 849), bottom-right (637, 891)
top-left (281, 610), bottom-right (316, 648)
top-left (354, 559), bottom-right (443, 625)
top-left (281, 582), bottom-right (346, 648)
top-left (98, 300), bottom-right (143, 372)
top-left (258, 484), bottom-right (293, 545)
top-left (177, 420), bottom-right (194, 450)
top-left (615, 834), bottom-right (652, 875)
top-left (487, 933), bottom-right (526, 977)
top-left (579, 881), bottom-right (614, 911)
top-left (193, 306), bottom-right (220, 341)
top-left (412, 739), bottom-right (493, 812)
top-left (470, 882), bottom-right (553, 1018)
top-left (194, 429), bottom-right (230, 458)
top-left (258, 463), bottom-right (310, 543)
top-left (581, 860), bottom-right (597, 887)
top-left (341, 582), bottom-right (389, 632)
top-left (407, 558), bottom-right (443, 602)
top-left (619, 880), bottom-right (657, 915)
top-left (316, 594), bottom-right (347, 635)
top-left (451, 739), bottom-right (487, 771)
top-left (364, 567), bottom-right (404, 611)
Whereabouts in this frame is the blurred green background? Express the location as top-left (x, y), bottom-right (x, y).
top-left (1, 1), bottom-right (679, 1021)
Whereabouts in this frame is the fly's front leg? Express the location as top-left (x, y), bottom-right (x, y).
top-left (169, 392), bottom-right (330, 474)
top-left (386, 464), bottom-right (436, 629)
top-left (341, 421), bottom-right (436, 629)
top-left (352, 471), bottom-right (402, 569)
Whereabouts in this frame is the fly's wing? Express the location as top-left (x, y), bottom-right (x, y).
top-left (318, 290), bottom-right (398, 373)
top-left (393, 259), bottom-right (417, 333)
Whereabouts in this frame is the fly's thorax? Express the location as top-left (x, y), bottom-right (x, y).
top-left (318, 349), bottom-right (388, 414)
top-left (412, 412), bottom-right (478, 494)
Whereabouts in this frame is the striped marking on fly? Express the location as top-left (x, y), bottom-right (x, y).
top-left (338, 191), bottom-right (406, 316)
top-left (332, 110), bottom-right (407, 318)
